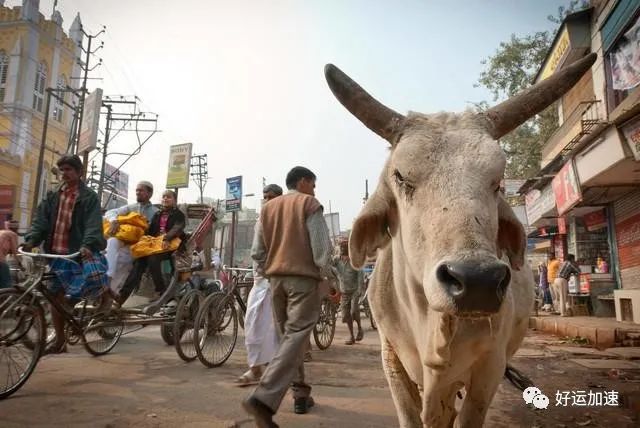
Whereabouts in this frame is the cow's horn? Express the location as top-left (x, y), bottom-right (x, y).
top-left (482, 53), bottom-right (597, 140)
top-left (325, 64), bottom-right (405, 144)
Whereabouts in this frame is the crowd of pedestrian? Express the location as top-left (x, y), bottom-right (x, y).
top-left (538, 253), bottom-right (581, 317)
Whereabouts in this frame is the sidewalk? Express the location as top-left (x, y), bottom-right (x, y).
top-left (530, 313), bottom-right (640, 349)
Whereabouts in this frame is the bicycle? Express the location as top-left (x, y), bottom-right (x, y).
top-left (313, 289), bottom-right (339, 350)
top-left (192, 266), bottom-right (251, 368)
top-left (0, 249), bottom-right (124, 400)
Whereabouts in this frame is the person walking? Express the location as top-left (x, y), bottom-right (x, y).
top-left (243, 166), bottom-right (332, 427)
top-left (332, 240), bottom-right (364, 344)
top-left (236, 184), bottom-right (283, 386)
top-left (551, 254), bottom-right (580, 317)
top-left (23, 155), bottom-right (107, 354)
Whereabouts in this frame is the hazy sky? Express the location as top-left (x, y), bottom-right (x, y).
top-left (21, 0), bottom-right (565, 227)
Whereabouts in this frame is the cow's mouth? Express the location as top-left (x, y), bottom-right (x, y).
top-left (453, 310), bottom-right (495, 319)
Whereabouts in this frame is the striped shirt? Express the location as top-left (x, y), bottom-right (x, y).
top-left (51, 183), bottom-right (78, 254)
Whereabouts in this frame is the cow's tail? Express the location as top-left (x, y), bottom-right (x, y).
top-left (504, 364), bottom-right (534, 391)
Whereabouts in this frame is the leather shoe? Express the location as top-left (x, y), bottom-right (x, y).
top-left (294, 396), bottom-right (314, 414)
top-left (242, 396), bottom-right (278, 428)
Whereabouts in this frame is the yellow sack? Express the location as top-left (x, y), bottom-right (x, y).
top-left (117, 212), bottom-right (149, 230)
top-left (103, 212), bottom-right (149, 244)
top-left (130, 235), bottom-right (181, 259)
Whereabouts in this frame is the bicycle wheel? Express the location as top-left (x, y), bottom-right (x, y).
top-left (160, 322), bottom-right (175, 346)
top-left (194, 292), bottom-right (238, 368)
top-left (0, 289), bottom-right (45, 399)
top-left (174, 289), bottom-right (204, 362)
top-left (82, 311), bottom-right (124, 356)
top-left (313, 297), bottom-right (336, 350)
top-left (363, 300), bottom-right (377, 331)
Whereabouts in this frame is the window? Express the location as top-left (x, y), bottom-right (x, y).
top-left (32, 62), bottom-right (46, 112)
top-left (0, 51), bottom-right (8, 102)
top-left (603, 5), bottom-right (640, 112)
top-left (52, 75), bottom-right (65, 122)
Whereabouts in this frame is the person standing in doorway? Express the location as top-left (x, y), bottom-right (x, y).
top-left (552, 254), bottom-right (580, 317)
top-left (243, 166), bottom-right (332, 426)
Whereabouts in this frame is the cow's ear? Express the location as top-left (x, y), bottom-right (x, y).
top-left (497, 197), bottom-right (526, 271)
top-left (349, 183), bottom-right (396, 269)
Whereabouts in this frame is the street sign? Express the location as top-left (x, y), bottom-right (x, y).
top-left (78, 88), bottom-right (103, 153)
top-left (166, 143), bottom-right (193, 189)
top-left (225, 176), bottom-right (242, 212)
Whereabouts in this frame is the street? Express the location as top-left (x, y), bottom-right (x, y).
top-left (2, 322), bottom-right (638, 428)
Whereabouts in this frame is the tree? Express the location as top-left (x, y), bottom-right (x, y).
top-left (476, 1), bottom-right (589, 179)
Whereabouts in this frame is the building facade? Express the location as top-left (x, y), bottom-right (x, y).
top-left (522, 0), bottom-right (640, 322)
top-left (0, 0), bottom-right (82, 232)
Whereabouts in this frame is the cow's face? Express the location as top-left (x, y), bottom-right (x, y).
top-left (325, 54), bottom-right (596, 317)
top-left (379, 113), bottom-right (520, 316)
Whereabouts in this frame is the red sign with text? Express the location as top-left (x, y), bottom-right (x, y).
top-left (583, 209), bottom-right (607, 231)
top-left (616, 213), bottom-right (640, 269)
top-left (552, 161), bottom-right (582, 216)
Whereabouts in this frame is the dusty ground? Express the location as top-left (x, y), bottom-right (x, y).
top-left (1, 322), bottom-right (639, 427)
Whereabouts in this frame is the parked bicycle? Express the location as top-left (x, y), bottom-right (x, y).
top-left (192, 266), bottom-right (251, 367)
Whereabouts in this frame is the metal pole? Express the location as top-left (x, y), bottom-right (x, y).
top-left (96, 105), bottom-right (112, 201)
top-left (31, 89), bottom-right (53, 222)
top-left (77, 35), bottom-right (92, 173)
top-left (229, 211), bottom-right (237, 267)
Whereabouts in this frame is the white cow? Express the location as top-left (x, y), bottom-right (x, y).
top-left (325, 53), bottom-right (596, 427)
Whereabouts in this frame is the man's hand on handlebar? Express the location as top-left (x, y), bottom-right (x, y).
top-left (21, 243), bottom-right (33, 252)
top-left (79, 246), bottom-right (92, 260)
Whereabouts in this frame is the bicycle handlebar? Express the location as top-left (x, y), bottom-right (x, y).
top-left (18, 247), bottom-right (81, 260)
top-left (222, 265), bottom-right (252, 272)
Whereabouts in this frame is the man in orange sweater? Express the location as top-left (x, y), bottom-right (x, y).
top-left (243, 166), bottom-right (332, 427)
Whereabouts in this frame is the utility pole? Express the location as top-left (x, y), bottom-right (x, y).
top-left (96, 97), bottom-right (160, 209)
top-left (70, 25), bottom-right (105, 174)
top-left (30, 85), bottom-right (84, 221)
top-left (364, 179), bottom-right (369, 204)
top-left (190, 154), bottom-right (208, 204)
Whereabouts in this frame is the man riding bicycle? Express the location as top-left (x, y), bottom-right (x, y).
top-left (23, 155), bottom-right (108, 354)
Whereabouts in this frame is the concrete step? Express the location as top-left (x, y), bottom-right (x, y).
top-left (529, 315), bottom-right (640, 349)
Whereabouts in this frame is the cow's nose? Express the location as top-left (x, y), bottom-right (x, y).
top-left (436, 260), bottom-right (511, 314)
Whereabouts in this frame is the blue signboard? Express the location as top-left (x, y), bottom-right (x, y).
top-left (225, 176), bottom-right (242, 212)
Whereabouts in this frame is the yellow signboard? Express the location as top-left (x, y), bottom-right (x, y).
top-left (538, 27), bottom-right (571, 82)
top-left (166, 143), bottom-right (193, 189)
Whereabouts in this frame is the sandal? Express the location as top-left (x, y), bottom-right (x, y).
top-left (356, 330), bottom-right (364, 342)
top-left (345, 337), bottom-right (355, 345)
top-left (235, 370), bottom-right (261, 387)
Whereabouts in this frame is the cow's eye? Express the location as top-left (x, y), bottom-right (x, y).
top-left (393, 169), bottom-right (415, 200)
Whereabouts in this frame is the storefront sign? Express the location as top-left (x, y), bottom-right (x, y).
top-left (525, 185), bottom-right (557, 224)
top-left (621, 116), bottom-right (640, 161)
top-left (225, 176), bottom-right (242, 212)
top-left (616, 212), bottom-right (640, 269)
top-left (583, 209), bottom-right (607, 231)
top-left (552, 160), bottom-right (582, 216)
top-left (166, 143), bottom-right (193, 189)
top-left (538, 26), bottom-right (571, 82)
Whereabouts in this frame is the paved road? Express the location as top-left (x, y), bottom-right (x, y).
top-left (2, 322), bottom-right (638, 427)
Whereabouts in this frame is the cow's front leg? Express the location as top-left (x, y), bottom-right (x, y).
top-left (422, 371), bottom-right (460, 428)
top-left (455, 353), bottom-right (506, 428)
top-left (381, 338), bottom-right (422, 427)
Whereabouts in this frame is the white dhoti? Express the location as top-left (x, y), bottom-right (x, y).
top-left (244, 276), bottom-right (279, 368)
top-left (105, 237), bottom-right (134, 293)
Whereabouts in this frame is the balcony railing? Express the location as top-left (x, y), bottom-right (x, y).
top-left (540, 100), bottom-right (605, 168)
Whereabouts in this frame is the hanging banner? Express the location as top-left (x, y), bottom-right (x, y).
top-left (78, 88), bottom-right (103, 153)
top-left (225, 176), bottom-right (242, 212)
top-left (552, 160), bottom-right (582, 216)
top-left (166, 143), bottom-right (193, 189)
